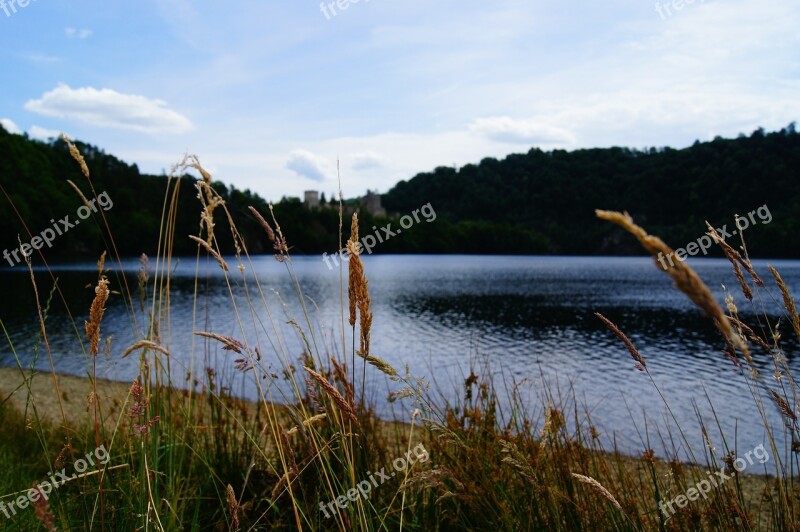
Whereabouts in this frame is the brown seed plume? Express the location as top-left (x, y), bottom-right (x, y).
top-left (728, 316), bottom-right (771, 352)
top-left (706, 223), bottom-right (764, 287)
top-left (769, 265), bottom-right (800, 340)
top-left (346, 213), bottom-right (374, 355)
top-left (121, 340), bottom-right (170, 359)
top-left (66, 180), bottom-right (93, 210)
top-left (363, 354), bottom-right (398, 377)
top-left (226, 484), bottom-right (240, 531)
top-left (194, 331), bottom-right (246, 353)
top-left (770, 389), bottom-right (797, 423)
top-left (32, 482), bottom-right (56, 531)
top-left (189, 235), bottom-right (229, 271)
top-left (61, 134), bottom-right (90, 178)
top-left (595, 312), bottom-right (646, 371)
top-left (571, 473), bottom-right (626, 514)
top-left (86, 277), bottom-right (109, 357)
top-left (348, 213), bottom-right (360, 327)
top-left (596, 210), bottom-right (747, 355)
top-left (303, 366), bottom-right (357, 423)
top-left (248, 206), bottom-right (276, 242)
top-left (285, 413), bottom-right (327, 436)
top-left (357, 281), bottom-right (373, 356)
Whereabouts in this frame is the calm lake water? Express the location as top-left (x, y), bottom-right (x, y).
top-left (1, 255), bottom-right (799, 461)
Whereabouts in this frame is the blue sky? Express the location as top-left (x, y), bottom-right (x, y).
top-left (0, 0), bottom-right (798, 201)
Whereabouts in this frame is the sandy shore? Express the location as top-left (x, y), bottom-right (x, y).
top-left (0, 366), bottom-right (134, 427)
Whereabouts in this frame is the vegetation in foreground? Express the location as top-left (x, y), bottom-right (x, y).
top-left (0, 139), bottom-right (799, 530)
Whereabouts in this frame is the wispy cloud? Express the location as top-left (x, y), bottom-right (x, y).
top-left (286, 150), bottom-right (331, 182)
top-left (469, 117), bottom-right (575, 145)
top-left (20, 52), bottom-right (59, 63)
top-left (28, 125), bottom-right (61, 140)
top-left (65, 27), bottom-right (92, 39)
top-left (24, 84), bottom-right (193, 134)
top-left (350, 151), bottom-right (385, 170)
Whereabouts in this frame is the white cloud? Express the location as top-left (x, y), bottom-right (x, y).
top-left (350, 151), bottom-right (385, 170)
top-left (469, 116), bottom-right (576, 145)
top-left (21, 52), bottom-right (59, 63)
top-left (0, 118), bottom-right (22, 135)
top-left (28, 125), bottom-right (61, 140)
top-left (286, 149), bottom-right (331, 182)
top-left (65, 27), bottom-right (92, 39)
top-left (24, 84), bottom-right (193, 134)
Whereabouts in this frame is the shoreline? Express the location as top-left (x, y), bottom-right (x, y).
top-left (0, 366), bottom-right (778, 525)
top-left (0, 366), bottom-right (780, 472)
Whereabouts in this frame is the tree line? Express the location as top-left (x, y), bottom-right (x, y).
top-left (1, 123), bottom-right (797, 262)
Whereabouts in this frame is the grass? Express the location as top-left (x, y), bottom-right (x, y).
top-left (0, 139), bottom-right (798, 530)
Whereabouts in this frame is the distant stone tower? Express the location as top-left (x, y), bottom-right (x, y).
top-left (362, 190), bottom-right (386, 216)
top-left (304, 190), bottom-right (320, 209)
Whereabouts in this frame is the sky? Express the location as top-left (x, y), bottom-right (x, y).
top-left (0, 0), bottom-right (798, 201)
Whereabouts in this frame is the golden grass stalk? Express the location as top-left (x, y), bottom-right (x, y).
top-left (706, 223), bottom-right (764, 287)
top-left (188, 235), bottom-right (229, 271)
top-left (348, 213), bottom-right (360, 327)
top-left (121, 340), bottom-right (171, 359)
top-left (362, 353), bottom-right (398, 377)
top-left (267, 203), bottom-right (289, 259)
top-left (285, 413), bottom-right (327, 436)
top-left (541, 404), bottom-right (565, 439)
top-left (596, 210), bottom-right (747, 355)
top-left (66, 179), bottom-right (93, 210)
top-left (193, 331), bottom-right (245, 353)
top-left (176, 155), bottom-right (222, 245)
top-left (303, 366), bottom-right (357, 423)
top-left (570, 473), bottom-right (625, 514)
top-left (248, 205), bottom-right (276, 243)
top-left (331, 356), bottom-right (354, 403)
top-left (61, 133), bottom-right (90, 178)
top-left (86, 277), bottom-right (110, 357)
top-left (346, 214), bottom-right (373, 357)
top-left (226, 484), bottom-right (240, 531)
top-left (728, 316), bottom-right (772, 352)
top-left (594, 312), bottom-right (646, 371)
top-left (769, 389), bottom-right (797, 424)
top-left (730, 257), bottom-right (752, 301)
top-left (358, 290), bottom-right (373, 358)
top-left (97, 250), bottom-right (107, 274)
top-left (768, 265), bottom-right (800, 339)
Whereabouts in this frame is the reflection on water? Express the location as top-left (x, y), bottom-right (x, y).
top-left (1, 255), bottom-right (798, 459)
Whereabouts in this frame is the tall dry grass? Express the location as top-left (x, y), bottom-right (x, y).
top-left (0, 147), bottom-right (798, 530)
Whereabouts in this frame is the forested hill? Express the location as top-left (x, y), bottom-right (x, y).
top-left (383, 125), bottom-right (800, 257)
top-left (0, 126), bottom-right (544, 259)
top-left (1, 123), bottom-right (799, 261)
top-left (0, 126), bottom-right (276, 259)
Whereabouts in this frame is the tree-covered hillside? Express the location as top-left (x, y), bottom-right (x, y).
top-left (384, 125), bottom-right (800, 257)
top-left (1, 124), bottom-right (798, 262)
top-left (0, 126), bottom-right (547, 261)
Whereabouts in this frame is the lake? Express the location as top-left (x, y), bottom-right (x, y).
top-left (1, 255), bottom-right (798, 460)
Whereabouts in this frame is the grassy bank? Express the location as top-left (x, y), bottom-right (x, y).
top-left (0, 141), bottom-right (799, 530)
